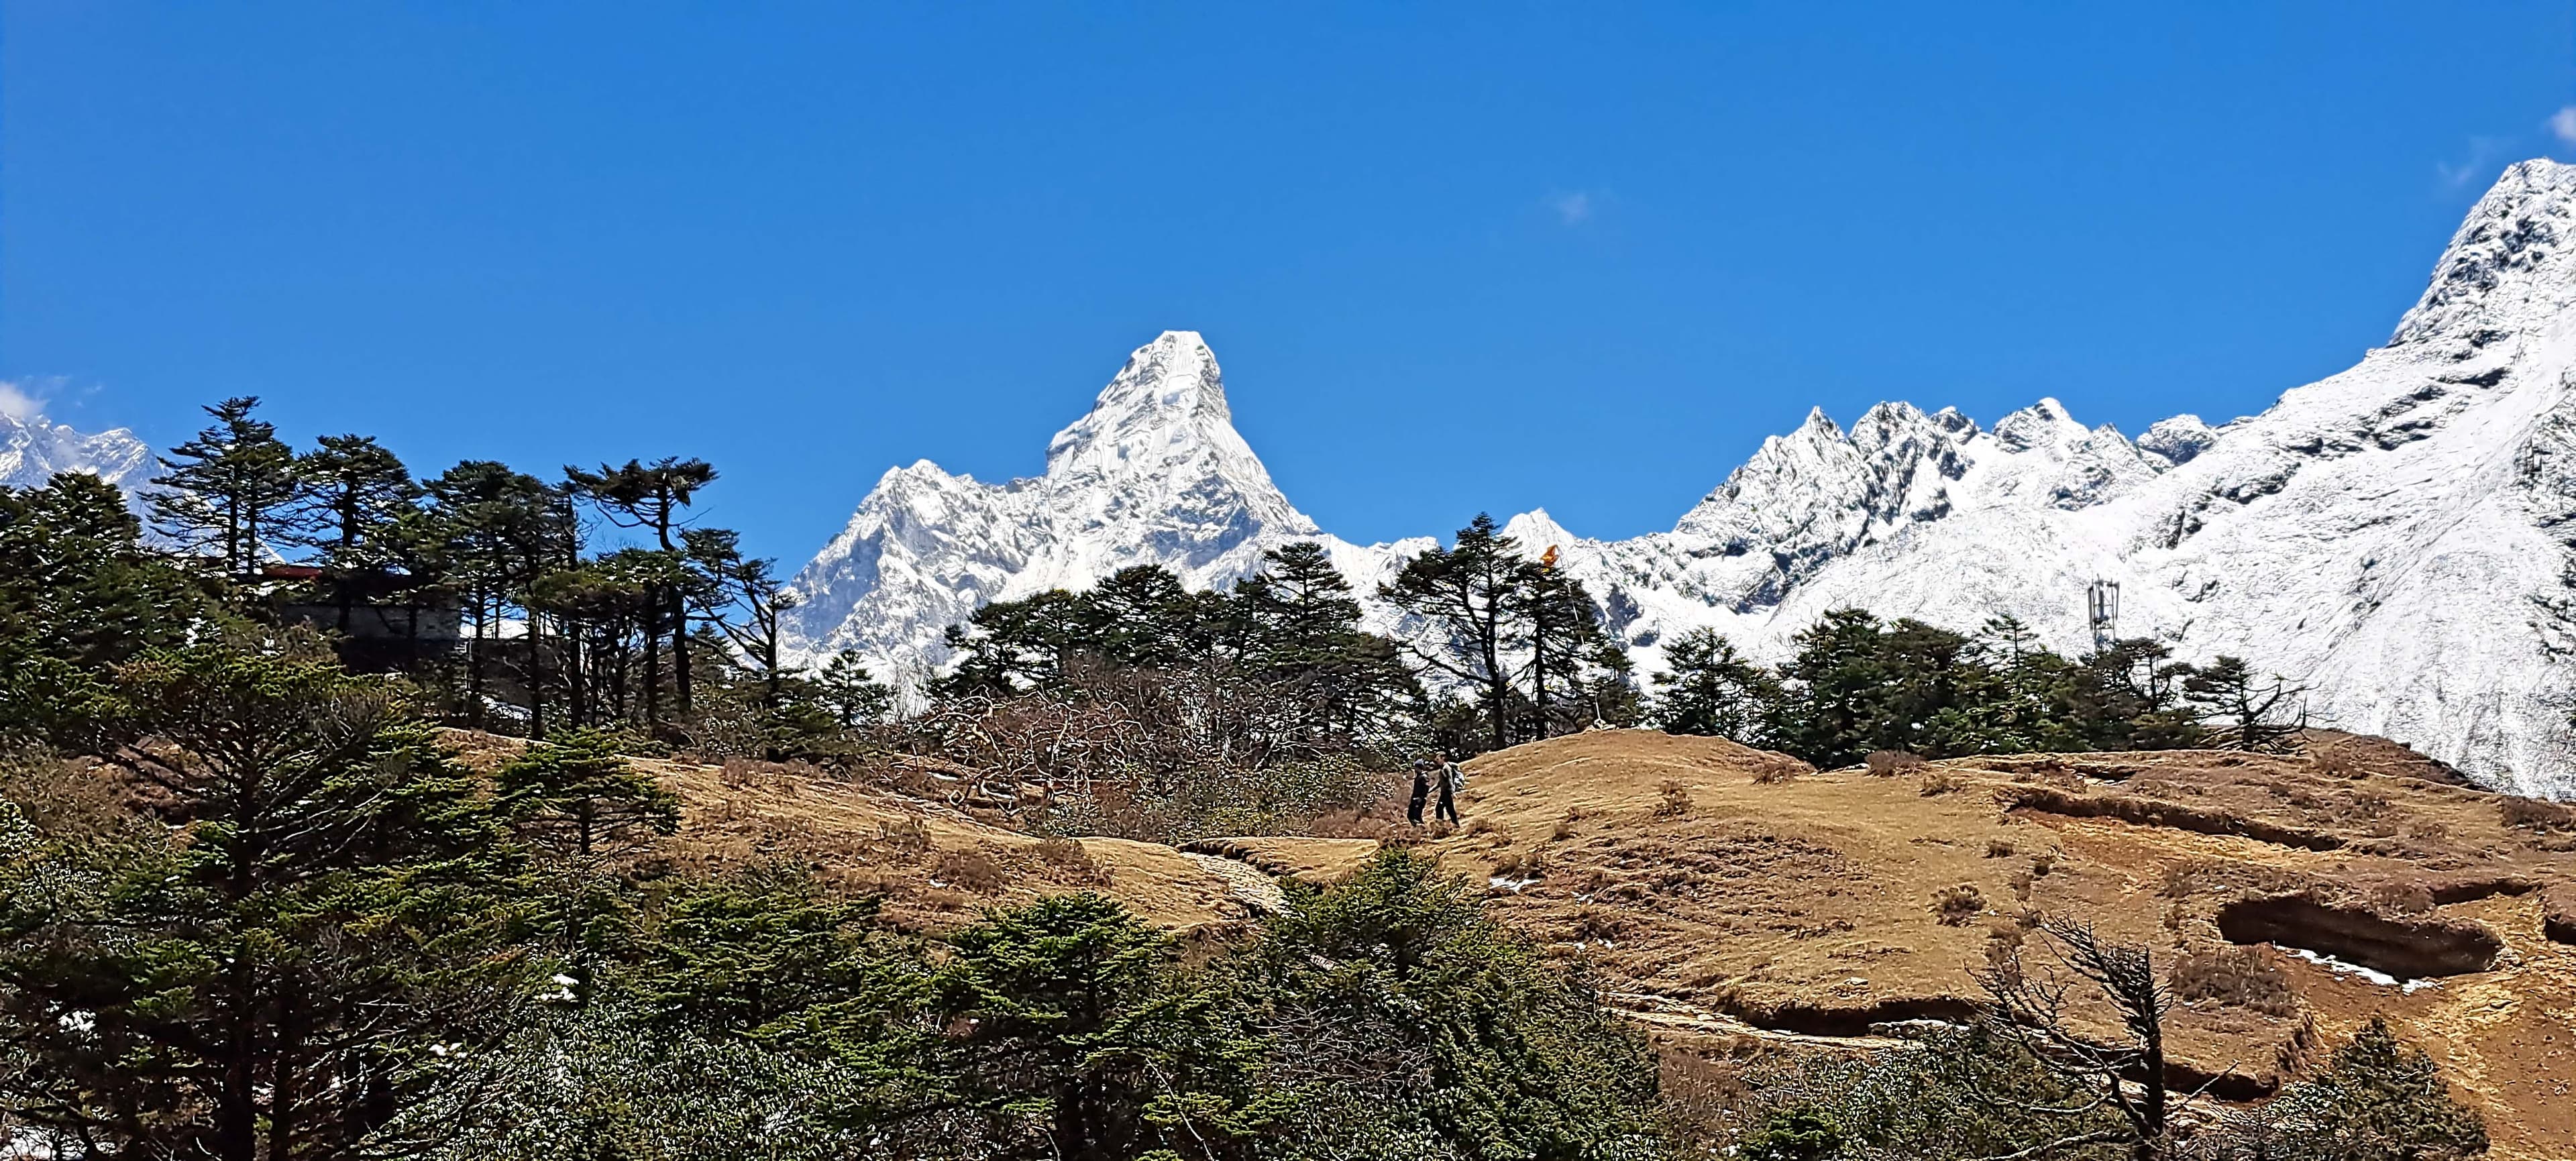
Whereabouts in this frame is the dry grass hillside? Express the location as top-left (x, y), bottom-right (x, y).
top-left (442, 731), bottom-right (1282, 932)
top-left (1376, 731), bottom-right (2576, 1160)
top-left (456, 728), bottom-right (2576, 1158)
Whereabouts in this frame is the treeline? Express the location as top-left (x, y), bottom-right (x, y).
top-left (927, 512), bottom-right (1640, 771)
top-left (938, 541), bottom-right (1419, 755)
top-left (913, 513), bottom-right (2310, 801)
top-left (1646, 610), bottom-right (2308, 767)
top-left (916, 543), bottom-right (1422, 839)
top-left (0, 396), bottom-right (888, 755)
top-left (0, 641), bottom-right (1659, 1159)
top-left (907, 518), bottom-right (1635, 837)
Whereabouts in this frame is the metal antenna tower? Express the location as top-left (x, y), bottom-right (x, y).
top-left (2086, 579), bottom-right (2121, 653)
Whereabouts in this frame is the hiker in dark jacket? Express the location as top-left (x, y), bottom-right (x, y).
top-left (1407, 759), bottom-right (1433, 826)
top-left (1434, 754), bottom-right (1462, 825)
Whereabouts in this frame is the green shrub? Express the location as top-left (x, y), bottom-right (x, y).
top-left (2199, 1017), bottom-right (2489, 1161)
top-left (1741, 1108), bottom-right (1848, 1160)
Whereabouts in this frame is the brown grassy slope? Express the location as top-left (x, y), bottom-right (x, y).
top-left (451, 728), bottom-right (2573, 1156)
top-left (441, 731), bottom-right (1268, 933)
top-left (1334, 730), bottom-right (2573, 1160)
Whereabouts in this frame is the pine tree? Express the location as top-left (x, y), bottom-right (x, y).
top-left (2244, 1017), bottom-right (2488, 1160)
top-left (497, 728), bottom-right (681, 869)
top-left (1514, 559), bottom-right (1609, 738)
top-left (292, 434), bottom-right (422, 632)
top-left (929, 893), bottom-right (1218, 1158)
top-left (426, 462), bottom-right (570, 730)
top-left (1579, 638), bottom-right (1643, 729)
top-left (533, 550), bottom-right (671, 726)
top-left (2081, 638), bottom-right (2204, 750)
top-left (566, 459), bottom-right (717, 726)
top-left (1079, 565), bottom-right (1205, 669)
top-left (148, 396), bottom-right (308, 578)
top-left (0, 474), bottom-right (217, 742)
top-left (1381, 514), bottom-right (1528, 753)
top-left (1649, 628), bottom-right (1775, 742)
top-left (683, 528), bottom-right (799, 707)
top-left (1238, 849), bottom-right (1664, 1156)
top-left (940, 588), bottom-right (1089, 695)
top-left (0, 644), bottom-right (533, 1160)
top-left (636, 867), bottom-right (899, 1035)
top-left (496, 728), bottom-right (680, 1006)
top-left (1238, 541), bottom-right (1416, 744)
top-left (1876, 617), bottom-right (1978, 752)
top-left (1236, 542), bottom-right (1361, 668)
top-left (292, 434), bottom-right (419, 566)
top-left (812, 649), bottom-right (894, 728)
top-left (1767, 608), bottom-right (1892, 766)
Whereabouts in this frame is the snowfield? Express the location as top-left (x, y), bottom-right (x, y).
top-left (785, 160), bottom-right (2576, 796)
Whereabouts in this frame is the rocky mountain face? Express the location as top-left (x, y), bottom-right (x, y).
top-left (0, 408), bottom-right (156, 498)
top-left (786, 160), bottom-right (2576, 795)
top-left (782, 332), bottom-right (1424, 687)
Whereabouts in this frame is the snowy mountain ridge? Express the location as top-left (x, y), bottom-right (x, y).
top-left (786, 160), bottom-right (2576, 795)
top-left (782, 332), bottom-right (1425, 689)
top-left (0, 408), bottom-right (156, 498)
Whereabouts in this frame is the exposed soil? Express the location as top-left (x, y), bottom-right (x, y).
top-left (2544, 887), bottom-right (2576, 946)
top-left (2214, 893), bottom-right (2503, 978)
top-left (2005, 783), bottom-right (2348, 851)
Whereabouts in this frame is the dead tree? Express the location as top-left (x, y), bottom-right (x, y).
top-left (1972, 917), bottom-right (2231, 1161)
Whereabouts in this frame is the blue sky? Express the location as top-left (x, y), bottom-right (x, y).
top-left (6, 3), bottom-right (2573, 562)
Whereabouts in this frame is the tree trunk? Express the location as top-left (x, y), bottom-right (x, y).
top-left (468, 592), bottom-right (488, 728)
top-left (1532, 616), bottom-right (1552, 741)
top-left (268, 989), bottom-right (300, 1161)
top-left (1479, 589), bottom-right (1509, 752)
top-left (219, 962), bottom-right (259, 1161)
top-left (641, 585), bottom-right (662, 727)
top-left (565, 620), bottom-right (587, 727)
top-left (672, 588), bottom-right (694, 716)
top-left (759, 606), bottom-right (783, 708)
top-left (2137, 1016), bottom-right (2168, 1159)
top-left (527, 607), bottom-right (547, 740)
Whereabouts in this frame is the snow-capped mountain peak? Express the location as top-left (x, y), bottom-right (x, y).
top-left (784, 331), bottom-right (1345, 685)
top-left (1049, 331), bottom-right (1233, 472)
top-left (2393, 158), bottom-right (2576, 347)
top-left (0, 408), bottom-right (155, 497)
top-left (790, 162), bottom-right (2576, 793)
top-left (1040, 329), bottom-right (1315, 540)
top-left (1990, 397), bottom-right (2087, 452)
top-left (2137, 415), bottom-right (2218, 467)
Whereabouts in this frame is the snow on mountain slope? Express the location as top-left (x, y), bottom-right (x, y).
top-left (782, 331), bottom-right (1424, 688)
top-left (788, 162), bottom-right (2576, 794)
top-left (0, 408), bottom-right (156, 496)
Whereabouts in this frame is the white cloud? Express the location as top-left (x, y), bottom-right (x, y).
top-left (0, 381), bottom-right (43, 423)
top-left (2437, 135), bottom-right (2510, 190)
top-left (2552, 105), bottom-right (2576, 146)
top-left (1545, 190), bottom-right (1595, 225)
